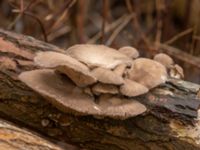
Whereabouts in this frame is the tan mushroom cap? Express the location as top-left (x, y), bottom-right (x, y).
top-left (83, 87), bottom-right (93, 97)
top-left (153, 53), bottom-right (174, 67)
top-left (92, 83), bottom-right (119, 95)
top-left (118, 46), bottom-right (139, 59)
top-left (18, 69), bottom-right (101, 115)
top-left (113, 64), bottom-right (127, 77)
top-left (98, 95), bottom-right (147, 119)
top-left (92, 67), bottom-right (124, 85)
top-left (120, 79), bottom-right (149, 97)
top-left (18, 69), bottom-right (145, 119)
top-left (169, 64), bottom-right (184, 79)
top-left (66, 44), bottom-right (132, 69)
top-left (34, 51), bottom-right (96, 87)
top-left (127, 58), bottom-right (167, 89)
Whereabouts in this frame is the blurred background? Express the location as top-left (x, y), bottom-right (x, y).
top-left (0, 0), bottom-right (199, 83)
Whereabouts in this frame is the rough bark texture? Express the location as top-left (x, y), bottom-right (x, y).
top-left (0, 29), bottom-right (200, 150)
top-left (0, 118), bottom-right (66, 150)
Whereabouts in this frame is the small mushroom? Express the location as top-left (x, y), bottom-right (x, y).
top-left (98, 95), bottom-right (147, 119)
top-left (153, 53), bottom-right (174, 67)
top-left (127, 58), bottom-right (167, 89)
top-left (92, 83), bottom-right (119, 95)
top-left (120, 79), bottom-right (149, 97)
top-left (18, 69), bottom-right (100, 115)
top-left (66, 44), bottom-right (132, 69)
top-left (169, 64), bottom-right (184, 79)
top-left (34, 51), bottom-right (96, 87)
top-left (113, 64), bottom-right (127, 77)
top-left (118, 46), bottom-right (139, 59)
top-left (92, 67), bottom-right (124, 85)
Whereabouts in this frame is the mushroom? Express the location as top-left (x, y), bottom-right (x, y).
top-left (92, 83), bottom-right (119, 95)
top-left (34, 51), bottom-right (96, 87)
top-left (83, 87), bottom-right (93, 97)
top-left (66, 44), bottom-right (132, 69)
top-left (98, 95), bottom-right (147, 119)
top-left (120, 79), bottom-right (149, 97)
top-left (91, 67), bottom-right (124, 85)
top-left (18, 69), bottom-right (100, 115)
top-left (127, 58), bottom-right (167, 89)
top-left (18, 69), bottom-right (146, 119)
top-left (118, 46), bottom-right (139, 59)
top-left (169, 64), bottom-right (184, 79)
top-left (153, 53), bottom-right (174, 68)
top-left (113, 64), bottom-right (127, 77)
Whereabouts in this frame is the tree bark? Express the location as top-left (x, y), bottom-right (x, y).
top-left (0, 29), bottom-right (200, 150)
top-left (0, 118), bottom-right (65, 150)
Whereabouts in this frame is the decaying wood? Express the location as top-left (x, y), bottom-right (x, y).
top-left (0, 118), bottom-right (64, 150)
top-left (1, 29), bottom-right (200, 149)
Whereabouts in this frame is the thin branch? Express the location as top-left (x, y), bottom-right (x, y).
top-left (155, 0), bottom-right (164, 50)
top-left (164, 28), bottom-right (193, 45)
top-left (101, 0), bottom-right (109, 44)
top-left (125, 0), bottom-right (150, 48)
top-left (13, 10), bottom-right (48, 42)
top-left (160, 43), bottom-right (200, 69)
top-left (190, 19), bottom-right (199, 54)
top-left (193, 35), bottom-right (200, 41)
top-left (7, 0), bottom-right (37, 30)
top-left (87, 15), bottom-right (126, 44)
top-left (106, 14), bottom-right (133, 46)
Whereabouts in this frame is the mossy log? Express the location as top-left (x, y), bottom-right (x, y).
top-left (0, 29), bottom-right (200, 150)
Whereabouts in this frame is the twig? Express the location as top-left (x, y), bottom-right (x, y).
top-left (193, 35), bottom-right (200, 41)
top-left (7, 0), bottom-right (37, 30)
top-left (106, 14), bottom-right (133, 46)
top-left (101, 0), bottom-right (109, 44)
top-left (125, 0), bottom-right (150, 48)
top-left (48, 26), bottom-right (71, 42)
top-left (76, 0), bottom-right (86, 43)
top-left (190, 11), bottom-right (200, 54)
top-left (155, 0), bottom-right (164, 50)
top-left (159, 43), bottom-right (200, 69)
top-left (164, 28), bottom-right (193, 45)
top-left (47, 0), bottom-right (76, 35)
top-left (13, 10), bottom-right (48, 42)
top-left (87, 15), bottom-right (126, 44)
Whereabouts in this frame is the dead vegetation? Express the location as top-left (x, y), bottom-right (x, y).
top-left (0, 0), bottom-right (199, 83)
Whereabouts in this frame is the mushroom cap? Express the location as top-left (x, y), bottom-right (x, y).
top-left (66, 44), bottom-right (132, 69)
top-left (118, 46), bottom-right (139, 59)
top-left (34, 51), bottom-right (96, 87)
top-left (98, 95), bottom-right (147, 119)
top-left (153, 53), bottom-right (174, 67)
top-left (91, 67), bottom-right (124, 85)
top-left (18, 69), bottom-right (100, 115)
top-left (83, 87), bottom-right (93, 97)
top-left (169, 64), bottom-right (184, 79)
top-left (18, 69), bottom-right (145, 119)
top-left (92, 83), bottom-right (119, 95)
top-left (120, 79), bottom-right (149, 97)
top-left (113, 64), bottom-right (127, 77)
top-left (127, 58), bottom-right (167, 89)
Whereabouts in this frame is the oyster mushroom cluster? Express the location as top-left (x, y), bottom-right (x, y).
top-left (19, 44), bottom-right (184, 119)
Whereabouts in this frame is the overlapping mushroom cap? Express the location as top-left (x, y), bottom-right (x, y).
top-left (19, 69), bottom-right (146, 119)
top-left (18, 44), bottom-right (184, 119)
top-left (34, 51), bottom-right (96, 87)
top-left (66, 44), bottom-right (132, 69)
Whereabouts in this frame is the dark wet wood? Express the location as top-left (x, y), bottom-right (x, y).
top-left (0, 29), bottom-right (200, 150)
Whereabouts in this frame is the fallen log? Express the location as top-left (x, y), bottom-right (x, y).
top-left (0, 29), bottom-right (200, 150)
top-left (0, 118), bottom-right (65, 150)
